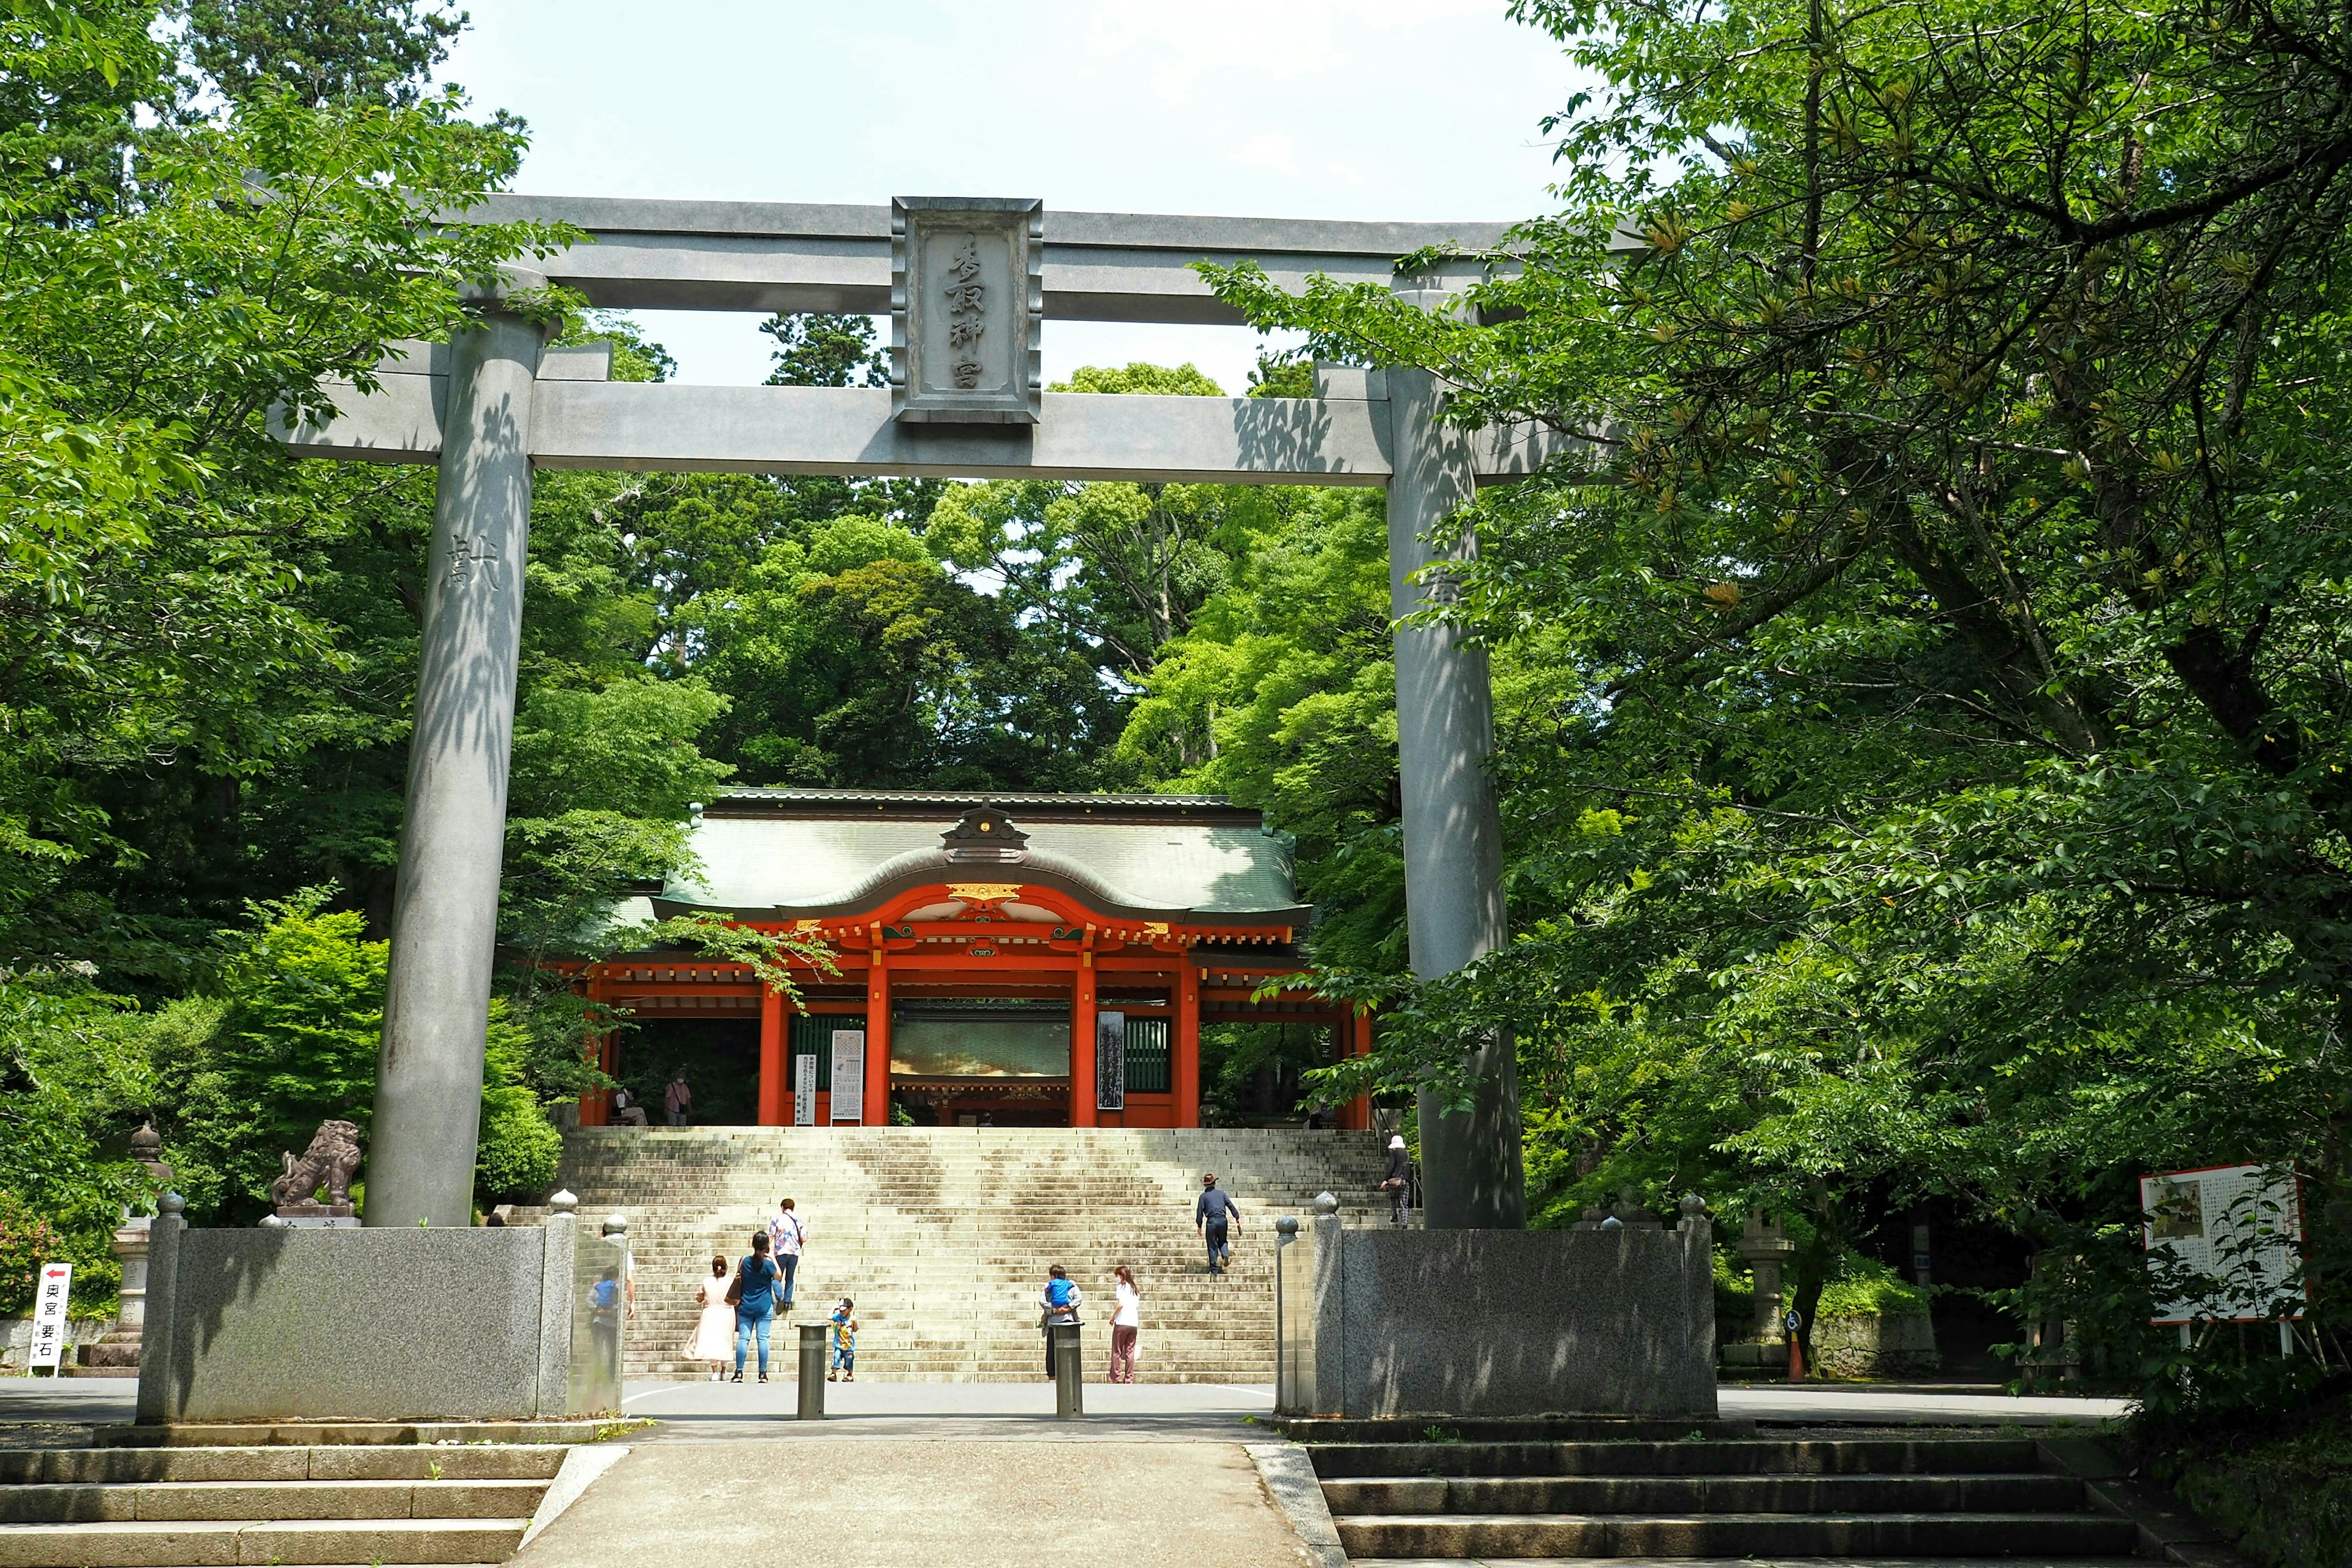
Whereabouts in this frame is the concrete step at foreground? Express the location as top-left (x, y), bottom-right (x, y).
top-left (1321, 1472), bottom-right (2086, 1515)
top-left (1305, 1438), bottom-right (2046, 1479)
top-left (1332, 1510), bottom-right (2141, 1559)
top-left (0, 1448), bottom-right (568, 1486)
top-left (0, 1445), bottom-right (561, 1568)
top-left (0, 1479), bottom-right (545, 1525)
top-left (0, 1515), bottom-right (529, 1567)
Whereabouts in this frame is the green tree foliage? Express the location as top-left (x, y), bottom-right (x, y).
top-left (153, 890), bottom-right (558, 1221)
top-left (0, 0), bottom-right (559, 971)
top-left (1204, 0), bottom-right (2352, 1399)
top-left (184, 0), bottom-right (468, 108)
top-left (0, 972), bottom-right (152, 1308)
top-left (930, 365), bottom-right (1235, 682)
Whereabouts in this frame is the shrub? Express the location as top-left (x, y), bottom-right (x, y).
top-left (1817, 1251), bottom-right (1929, 1321)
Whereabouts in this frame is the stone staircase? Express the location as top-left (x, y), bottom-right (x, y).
top-left (548, 1126), bottom-right (1389, 1382)
top-left (0, 1443), bottom-right (566, 1566)
top-left (1309, 1434), bottom-right (2141, 1559)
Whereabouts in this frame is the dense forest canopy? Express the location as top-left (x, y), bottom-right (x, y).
top-left (1207, 0), bottom-right (2352, 1400)
top-left (7, 0), bottom-right (2351, 1415)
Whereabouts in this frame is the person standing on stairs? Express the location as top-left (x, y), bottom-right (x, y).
top-left (686, 1253), bottom-right (734, 1380)
top-left (1382, 1134), bottom-right (1411, 1226)
top-left (1108, 1265), bottom-right (1141, 1383)
top-left (664, 1071), bottom-right (693, 1127)
top-left (768, 1198), bottom-right (806, 1313)
top-left (731, 1231), bottom-right (784, 1384)
top-left (1039, 1264), bottom-right (1082, 1378)
top-left (1197, 1174), bottom-right (1242, 1275)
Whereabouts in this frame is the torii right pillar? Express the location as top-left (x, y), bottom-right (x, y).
top-left (1382, 286), bottom-right (1526, 1230)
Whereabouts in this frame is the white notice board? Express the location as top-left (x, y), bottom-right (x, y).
top-left (28, 1262), bottom-right (70, 1369)
top-left (794, 1052), bottom-right (816, 1126)
top-left (2141, 1162), bottom-right (2306, 1324)
top-left (830, 1029), bottom-right (864, 1123)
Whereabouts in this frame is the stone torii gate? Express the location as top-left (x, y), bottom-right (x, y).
top-left (280, 195), bottom-right (1566, 1232)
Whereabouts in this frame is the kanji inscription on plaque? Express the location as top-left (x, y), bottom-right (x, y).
top-left (891, 197), bottom-right (1043, 424)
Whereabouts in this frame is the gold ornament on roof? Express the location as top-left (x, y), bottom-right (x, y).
top-left (948, 882), bottom-right (1023, 905)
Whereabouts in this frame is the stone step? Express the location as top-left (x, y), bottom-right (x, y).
top-left (0, 1515), bottom-right (529, 1566)
top-left (0, 1479), bottom-right (547, 1524)
top-left (0, 1448), bottom-right (569, 1486)
top-left (1306, 1439), bottom-right (2046, 1479)
top-left (1320, 1473), bottom-right (2085, 1515)
top-left (1331, 1511), bottom-right (2140, 1559)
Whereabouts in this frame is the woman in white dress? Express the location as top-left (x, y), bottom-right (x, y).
top-left (684, 1253), bottom-right (736, 1380)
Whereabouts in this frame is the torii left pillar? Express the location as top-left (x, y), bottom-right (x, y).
top-left (367, 268), bottom-right (550, 1228)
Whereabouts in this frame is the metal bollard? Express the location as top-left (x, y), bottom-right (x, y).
top-left (1052, 1322), bottom-right (1084, 1419)
top-left (797, 1322), bottom-right (826, 1420)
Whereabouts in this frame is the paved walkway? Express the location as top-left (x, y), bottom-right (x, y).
top-left (619, 1376), bottom-right (1278, 1440)
top-left (510, 1439), bottom-right (1311, 1568)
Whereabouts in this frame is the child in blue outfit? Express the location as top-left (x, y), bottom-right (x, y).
top-left (827, 1298), bottom-right (857, 1382)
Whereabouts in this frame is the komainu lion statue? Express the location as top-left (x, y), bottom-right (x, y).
top-left (271, 1119), bottom-right (363, 1212)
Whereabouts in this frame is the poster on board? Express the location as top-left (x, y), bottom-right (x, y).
top-left (1096, 1010), bottom-right (1126, 1112)
top-left (830, 1029), bottom-right (864, 1123)
top-left (2141, 1162), bottom-right (2305, 1324)
top-left (794, 1052), bottom-right (816, 1127)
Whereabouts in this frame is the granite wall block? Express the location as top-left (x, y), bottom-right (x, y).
top-left (138, 1221), bottom-right (574, 1423)
top-left (1310, 1219), bottom-right (1717, 1418)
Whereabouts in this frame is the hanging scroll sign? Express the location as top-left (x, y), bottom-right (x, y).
top-left (890, 197), bottom-right (1044, 424)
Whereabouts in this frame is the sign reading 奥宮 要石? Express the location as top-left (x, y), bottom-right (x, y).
top-left (28, 1261), bottom-right (71, 1371)
top-left (2141, 1163), bottom-right (2306, 1324)
top-left (890, 197), bottom-right (1042, 424)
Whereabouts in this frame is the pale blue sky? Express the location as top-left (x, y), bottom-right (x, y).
top-left (437, 2), bottom-right (1587, 391)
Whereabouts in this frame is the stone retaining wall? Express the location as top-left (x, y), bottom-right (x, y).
top-left (1303, 1210), bottom-right (1717, 1418)
top-left (135, 1205), bottom-right (587, 1423)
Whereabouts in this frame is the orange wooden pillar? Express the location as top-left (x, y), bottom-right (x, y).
top-left (757, 983), bottom-right (786, 1126)
top-left (579, 967), bottom-right (611, 1127)
top-left (1348, 1007), bottom-right (1374, 1131)
top-left (862, 940), bottom-right (891, 1126)
top-left (1071, 930), bottom-right (1098, 1128)
top-left (1175, 950), bottom-right (1201, 1128)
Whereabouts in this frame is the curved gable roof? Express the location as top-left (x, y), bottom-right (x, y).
top-left (652, 790), bottom-right (1305, 925)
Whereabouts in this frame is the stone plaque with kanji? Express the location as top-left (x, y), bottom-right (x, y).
top-left (891, 197), bottom-right (1042, 424)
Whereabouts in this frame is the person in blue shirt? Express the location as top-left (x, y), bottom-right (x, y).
top-left (1038, 1264), bottom-right (1081, 1378)
top-left (1196, 1174), bottom-right (1242, 1275)
top-left (732, 1231), bottom-right (784, 1384)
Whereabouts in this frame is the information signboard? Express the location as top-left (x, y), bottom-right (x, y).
top-left (2141, 1162), bottom-right (2305, 1324)
top-left (28, 1262), bottom-right (70, 1371)
top-left (794, 1052), bottom-right (817, 1127)
top-left (1096, 1009), bottom-right (1126, 1112)
top-left (830, 1030), bottom-right (865, 1123)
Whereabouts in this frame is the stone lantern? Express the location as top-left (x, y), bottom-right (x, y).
top-left (1718, 1208), bottom-right (1800, 1377)
top-left (75, 1123), bottom-right (175, 1376)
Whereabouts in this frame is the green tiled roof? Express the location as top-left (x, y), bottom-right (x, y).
top-left (657, 790), bottom-right (1301, 918)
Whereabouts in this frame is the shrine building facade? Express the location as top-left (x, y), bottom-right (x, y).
top-left (571, 790), bottom-right (1369, 1130)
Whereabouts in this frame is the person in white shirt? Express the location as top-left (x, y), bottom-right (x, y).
top-left (767, 1198), bottom-right (807, 1312)
top-left (1109, 1264), bottom-right (1141, 1383)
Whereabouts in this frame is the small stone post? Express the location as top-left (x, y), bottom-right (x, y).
top-left (1379, 295), bottom-right (1523, 1232)
top-left (132, 1193), bottom-right (185, 1427)
top-left (798, 1324), bottom-right (827, 1419)
top-left (1052, 1323), bottom-right (1085, 1419)
top-left (369, 266), bottom-right (552, 1230)
top-left (534, 1191), bottom-right (578, 1417)
top-left (1308, 1191), bottom-right (1345, 1417)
